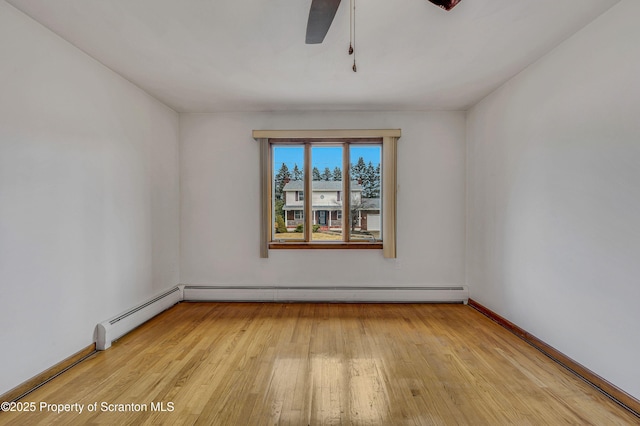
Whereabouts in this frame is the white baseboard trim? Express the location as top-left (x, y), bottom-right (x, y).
top-left (182, 285), bottom-right (468, 303)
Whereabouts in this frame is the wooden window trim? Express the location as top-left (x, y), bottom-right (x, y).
top-left (253, 129), bottom-right (400, 139)
top-left (255, 129), bottom-right (400, 258)
top-left (269, 242), bottom-right (383, 250)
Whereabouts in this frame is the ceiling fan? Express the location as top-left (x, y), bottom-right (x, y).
top-left (306, 0), bottom-right (461, 44)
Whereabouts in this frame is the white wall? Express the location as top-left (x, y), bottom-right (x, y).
top-left (180, 111), bottom-right (465, 288)
top-left (466, 0), bottom-right (640, 399)
top-left (0, 3), bottom-right (180, 394)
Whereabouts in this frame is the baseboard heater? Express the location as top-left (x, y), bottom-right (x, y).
top-left (96, 285), bottom-right (467, 350)
top-left (96, 286), bottom-right (182, 350)
top-left (182, 285), bottom-right (468, 303)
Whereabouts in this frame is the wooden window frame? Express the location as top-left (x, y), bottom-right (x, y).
top-left (254, 129), bottom-right (400, 258)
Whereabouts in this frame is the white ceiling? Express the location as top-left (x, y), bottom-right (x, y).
top-left (7, 0), bottom-right (620, 113)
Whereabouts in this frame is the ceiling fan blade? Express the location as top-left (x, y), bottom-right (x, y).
top-left (305, 0), bottom-right (342, 44)
top-left (427, 0), bottom-right (461, 11)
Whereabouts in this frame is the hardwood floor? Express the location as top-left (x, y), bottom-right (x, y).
top-left (1, 303), bottom-right (637, 425)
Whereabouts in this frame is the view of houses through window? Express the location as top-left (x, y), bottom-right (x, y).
top-left (272, 143), bottom-right (381, 242)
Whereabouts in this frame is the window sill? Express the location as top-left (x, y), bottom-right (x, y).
top-left (269, 242), bottom-right (383, 250)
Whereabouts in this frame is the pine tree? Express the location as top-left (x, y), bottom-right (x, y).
top-left (321, 167), bottom-right (332, 181)
top-left (349, 157), bottom-right (380, 198)
top-left (332, 167), bottom-right (342, 181)
top-left (364, 161), bottom-right (377, 198)
top-left (351, 157), bottom-right (367, 185)
top-left (372, 163), bottom-right (381, 198)
top-left (312, 167), bottom-right (321, 181)
top-left (292, 163), bottom-right (303, 181)
top-left (274, 163), bottom-right (291, 200)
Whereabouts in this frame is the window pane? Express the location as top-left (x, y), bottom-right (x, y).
top-left (273, 146), bottom-right (304, 240)
top-left (311, 146), bottom-right (343, 242)
top-left (349, 145), bottom-right (382, 242)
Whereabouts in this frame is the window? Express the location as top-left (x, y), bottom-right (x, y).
top-left (272, 146), bottom-right (304, 241)
top-left (349, 145), bottom-right (381, 241)
top-left (254, 129), bottom-right (400, 258)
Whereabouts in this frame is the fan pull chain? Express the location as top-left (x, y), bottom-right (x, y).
top-left (349, 0), bottom-right (354, 55)
top-left (351, 0), bottom-right (357, 71)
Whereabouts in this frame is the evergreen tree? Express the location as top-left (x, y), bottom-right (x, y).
top-left (349, 157), bottom-right (381, 198)
top-left (275, 214), bottom-right (287, 234)
top-left (351, 157), bottom-right (367, 185)
top-left (275, 199), bottom-right (285, 219)
top-left (364, 161), bottom-right (378, 198)
top-left (332, 166), bottom-right (342, 181)
top-left (292, 163), bottom-right (303, 181)
top-left (372, 163), bottom-right (381, 198)
top-left (274, 163), bottom-right (291, 200)
top-left (312, 167), bottom-right (321, 181)
top-left (321, 167), bottom-right (332, 181)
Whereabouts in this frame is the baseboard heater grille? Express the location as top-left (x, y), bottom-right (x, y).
top-left (96, 285), bottom-right (467, 350)
top-left (183, 285), bottom-right (468, 304)
top-left (96, 286), bottom-right (182, 350)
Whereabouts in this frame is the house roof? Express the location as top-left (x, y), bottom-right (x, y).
top-left (283, 181), bottom-right (362, 191)
top-left (284, 198), bottom-right (379, 211)
top-left (284, 206), bottom-right (341, 211)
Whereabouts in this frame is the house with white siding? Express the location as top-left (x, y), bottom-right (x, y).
top-left (282, 180), bottom-right (380, 231)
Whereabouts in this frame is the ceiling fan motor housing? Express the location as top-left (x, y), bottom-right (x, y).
top-left (427, 0), bottom-right (461, 11)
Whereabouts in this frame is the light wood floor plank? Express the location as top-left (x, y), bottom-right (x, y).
top-left (1, 302), bottom-right (637, 425)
